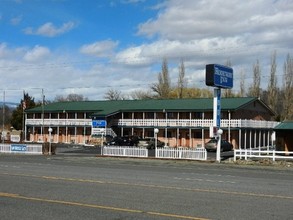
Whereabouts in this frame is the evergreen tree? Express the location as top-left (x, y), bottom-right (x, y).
top-left (11, 92), bottom-right (36, 130)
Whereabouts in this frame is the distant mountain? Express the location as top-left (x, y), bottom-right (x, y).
top-left (0, 101), bottom-right (18, 108)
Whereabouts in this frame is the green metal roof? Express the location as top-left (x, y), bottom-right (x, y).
top-left (25, 97), bottom-right (268, 117)
top-left (274, 121), bottom-right (293, 130)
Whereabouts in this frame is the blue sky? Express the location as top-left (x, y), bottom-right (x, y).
top-left (1, 0), bottom-right (293, 103)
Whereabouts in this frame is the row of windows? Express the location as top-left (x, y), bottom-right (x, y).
top-left (28, 127), bottom-right (92, 135)
top-left (27, 112), bottom-right (93, 119)
top-left (122, 112), bottom-right (204, 119)
top-left (27, 111), bottom-right (237, 120)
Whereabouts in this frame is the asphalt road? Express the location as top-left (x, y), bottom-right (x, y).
top-left (0, 153), bottom-right (293, 220)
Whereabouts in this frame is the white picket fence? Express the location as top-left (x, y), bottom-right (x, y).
top-left (234, 149), bottom-right (293, 161)
top-left (0, 143), bottom-right (43, 155)
top-left (156, 147), bottom-right (207, 161)
top-left (102, 146), bottom-right (148, 158)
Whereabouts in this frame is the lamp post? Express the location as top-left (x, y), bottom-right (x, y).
top-left (63, 110), bottom-right (68, 143)
top-left (216, 128), bottom-right (223, 162)
top-left (48, 127), bottom-right (53, 155)
top-left (154, 128), bottom-right (159, 151)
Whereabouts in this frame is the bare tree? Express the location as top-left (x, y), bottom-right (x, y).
top-left (54, 93), bottom-right (88, 102)
top-left (248, 59), bottom-right (261, 97)
top-left (282, 54), bottom-right (293, 120)
top-left (239, 70), bottom-right (246, 97)
top-left (223, 59), bottom-right (233, 97)
top-left (151, 58), bottom-right (171, 99)
top-left (130, 90), bottom-right (153, 100)
top-left (177, 59), bottom-right (187, 98)
top-left (104, 89), bottom-right (125, 100)
top-left (267, 51), bottom-right (278, 114)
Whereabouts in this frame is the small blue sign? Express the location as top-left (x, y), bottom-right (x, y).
top-left (216, 89), bottom-right (221, 127)
top-left (206, 64), bottom-right (233, 89)
top-left (92, 120), bottom-right (107, 128)
top-left (11, 144), bottom-right (27, 152)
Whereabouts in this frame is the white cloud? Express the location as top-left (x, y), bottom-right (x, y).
top-left (114, 37), bottom-right (244, 67)
top-left (80, 40), bottom-right (119, 57)
top-left (10, 15), bottom-right (22, 25)
top-left (137, 0), bottom-right (293, 44)
top-left (23, 45), bottom-right (50, 62)
top-left (122, 0), bottom-right (146, 4)
top-left (24, 21), bottom-right (76, 37)
top-left (0, 43), bottom-right (9, 58)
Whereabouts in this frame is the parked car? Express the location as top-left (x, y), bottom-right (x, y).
top-left (105, 135), bottom-right (140, 146)
top-left (105, 136), bottom-right (130, 146)
top-left (204, 138), bottom-right (233, 152)
top-left (137, 138), bottom-right (164, 149)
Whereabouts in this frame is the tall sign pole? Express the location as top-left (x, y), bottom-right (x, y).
top-left (214, 88), bottom-right (221, 162)
top-left (206, 64), bottom-right (233, 162)
top-left (2, 90), bottom-right (5, 144)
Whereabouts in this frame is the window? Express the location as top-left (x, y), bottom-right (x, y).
top-left (51, 113), bottom-right (58, 119)
top-left (123, 112), bottom-right (130, 119)
top-left (194, 112), bottom-right (203, 119)
top-left (167, 131), bottom-right (173, 138)
top-left (146, 112), bottom-right (154, 119)
top-left (194, 132), bottom-right (202, 138)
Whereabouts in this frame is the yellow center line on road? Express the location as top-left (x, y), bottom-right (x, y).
top-left (0, 192), bottom-right (209, 220)
top-left (1, 172), bottom-right (293, 200)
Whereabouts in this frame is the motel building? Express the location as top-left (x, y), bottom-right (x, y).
top-left (24, 97), bottom-right (279, 149)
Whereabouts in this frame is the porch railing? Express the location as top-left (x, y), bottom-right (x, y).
top-left (115, 119), bottom-right (279, 129)
top-left (26, 118), bottom-right (279, 129)
top-left (26, 118), bottom-right (92, 126)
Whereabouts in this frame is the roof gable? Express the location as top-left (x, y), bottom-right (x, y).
top-left (274, 121), bottom-right (293, 130)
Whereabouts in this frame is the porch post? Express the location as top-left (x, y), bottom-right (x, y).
top-left (189, 112), bottom-right (193, 148)
top-left (239, 129), bottom-right (242, 149)
top-left (202, 112), bottom-right (205, 148)
top-left (24, 112), bottom-right (27, 142)
top-left (177, 112), bottom-right (179, 147)
top-left (75, 113), bottom-right (77, 144)
top-left (228, 111), bottom-right (231, 142)
top-left (121, 112), bottom-right (124, 137)
top-left (164, 110), bottom-right (167, 146)
top-left (254, 130), bottom-right (257, 148)
top-left (189, 128), bottom-right (192, 148)
top-left (244, 129), bottom-right (247, 149)
top-left (249, 130), bottom-right (252, 149)
top-left (131, 112), bottom-right (135, 136)
top-left (259, 130), bottom-right (261, 150)
top-left (262, 132), bottom-right (266, 146)
top-left (57, 112), bottom-right (60, 143)
top-left (267, 130), bottom-right (270, 150)
top-left (83, 112), bottom-right (86, 144)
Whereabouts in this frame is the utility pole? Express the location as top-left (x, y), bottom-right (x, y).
top-left (2, 90), bottom-right (5, 144)
top-left (42, 89), bottom-right (45, 142)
